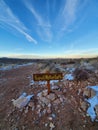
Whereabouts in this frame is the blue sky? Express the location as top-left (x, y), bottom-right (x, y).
top-left (0, 0), bottom-right (98, 58)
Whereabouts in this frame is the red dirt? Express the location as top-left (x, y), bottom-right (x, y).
top-left (0, 63), bottom-right (98, 130)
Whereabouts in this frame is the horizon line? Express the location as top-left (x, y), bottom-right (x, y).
top-left (0, 54), bottom-right (98, 59)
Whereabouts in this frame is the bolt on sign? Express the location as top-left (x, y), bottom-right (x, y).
top-left (33, 73), bottom-right (63, 94)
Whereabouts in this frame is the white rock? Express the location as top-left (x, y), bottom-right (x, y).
top-left (12, 94), bottom-right (33, 109)
top-left (40, 97), bottom-right (50, 105)
top-left (49, 122), bottom-right (55, 130)
top-left (30, 80), bottom-right (34, 86)
top-left (47, 93), bottom-right (56, 101)
top-left (58, 110), bottom-right (60, 113)
top-left (45, 123), bottom-right (48, 127)
top-left (51, 85), bottom-right (59, 90)
top-left (83, 88), bottom-right (90, 97)
top-left (83, 125), bottom-right (85, 128)
top-left (78, 89), bottom-right (81, 95)
top-left (60, 97), bottom-right (63, 102)
top-left (37, 104), bottom-right (41, 109)
top-left (32, 106), bottom-right (35, 111)
top-left (37, 92), bottom-right (42, 98)
top-left (42, 89), bottom-right (48, 96)
top-left (80, 101), bottom-right (87, 111)
top-left (42, 109), bottom-right (46, 115)
top-left (53, 99), bottom-right (61, 105)
top-left (25, 107), bottom-right (28, 113)
top-left (48, 103), bottom-right (52, 108)
top-left (48, 117), bottom-right (53, 121)
top-left (78, 108), bottom-right (82, 112)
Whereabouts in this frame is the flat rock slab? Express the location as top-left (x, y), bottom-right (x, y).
top-left (46, 93), bottom-right (56, 101)
top-left (37, 89), bottom-right (62, 106)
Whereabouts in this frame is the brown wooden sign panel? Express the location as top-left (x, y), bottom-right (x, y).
top-left (33, 73), bottom-right (63, 81)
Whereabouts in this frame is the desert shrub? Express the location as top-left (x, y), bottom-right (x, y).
top-left (73, 68), bottom-right (89, 81)
top-left (53, 67), bottom-right (61, 73)
top-left (91, 62), bottom-right (98, 70)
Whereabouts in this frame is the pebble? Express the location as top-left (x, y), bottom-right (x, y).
top-left (63, 89), bottom-right (67, 93)
top-left (91, 89), bottom-right (96, 97)
top-left (49, 122), bottom-right (55, 130)
top-left (39, 112), bottom-right (42, 117)
top-left (78, 89), bottom-right (81, 95)
top-left (28, 102), bottom-right (34, 108)
top-left (60, 97), bottom-right (63, 102)
top-left (51, 85), bottom-right (59, 90)
top-left (84, 120), bottom-right (87, 123)
top-left (32, 106), bottom-right (35, 111)
top-left (48, 103), bottom-right (51, 108)
top-left (22, 126), bottom-right (25, 130)
top-left (45, 123), bottom-right (48, 127)
top-left (83, 88), bottom-right (90, 97)
top-left (42, 109), bottom-right (46, 115)
top-left (37, 92), bottom-right (42, 98)
top-left (42, 89), bottom-right (48, 96)
top-left (78, 108), bottom-right (82, 112)
top-left (40, 97), bottom-right (50, 105)
top-left (34, 120), bottom-right (39, 125)
top-left (48, 117), bottom-right (53, 121)
top-left (53, 99), bottom-right (61, 105)
top-left (80, 101), bottom-right (87, 111)
top-left (47, 108), bottom-right (52, 114)
top-left (51, 113), bottom-right (56, 118)
top-left (86, 114), bottom-right (89, 117)
top-left (15, 128), bottom-right (19, 130)
top-left (58, 110), bottom-right (60, 113)
top-left (25, 107), bottom-right (28, 114)
top-left (37, 109), bottom-right (41, 114)
top-left (37, 104), bottom-right (41, 109)
top-left (47, 93), bottom-right (56, 101)
top-left (83, 125), bottom-right (86, 128)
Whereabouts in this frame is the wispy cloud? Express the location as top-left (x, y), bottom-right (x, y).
top-left (0, 0), bottom-right (37, 44)
top-left (23, 0), bottom-right (52, 42)
top-left (56, 0), bottom-right (79, 32)
top-left (54, 0), bottom-right (88, 42)
top-left (7, 54), bottom-right (41, 59)
top-left (64, 48), bottom-right (98, 55)
top-left (61, 0), bottom-right (78, 30)
top-left (55, 0), bottom-right (88, 40)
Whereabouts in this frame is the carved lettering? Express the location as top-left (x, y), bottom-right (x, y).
top-left (33, 73), bottom-right (63, 81)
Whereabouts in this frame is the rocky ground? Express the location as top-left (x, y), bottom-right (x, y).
top-left (0, 61), bottom-right (98, 130)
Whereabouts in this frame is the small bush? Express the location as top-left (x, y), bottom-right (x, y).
top-left (73, 68), bottom-right (89, 81)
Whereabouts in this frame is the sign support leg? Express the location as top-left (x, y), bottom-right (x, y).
top-left (47, 80), bottom-right (50, 95)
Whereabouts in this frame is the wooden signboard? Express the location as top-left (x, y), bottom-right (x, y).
top-left (33, 73), bottom-right (63, 94)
